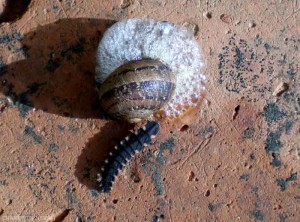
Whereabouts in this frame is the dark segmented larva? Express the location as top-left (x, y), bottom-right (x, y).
top-left (98, 121), bottom-right (160, 193)
top-left (98, 59), bottom-right (176, 123)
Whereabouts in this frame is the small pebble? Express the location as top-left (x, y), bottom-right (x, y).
top-left (25, 119), bottom-right (35, 128)
top-left (273, 82), bottom-right (289, 96)
top-left (130, 170), bottom-right (141, 183)
top-left (0, 208), bottom-right (3, 215)
top-left (47, 209), bottom-right (70, 222)
top-left (183, 22), bottom-right (199, 36)
top-left (248, 20), bottom-right (256, 28)
top-left (220, 14), bottom-right (231, 23)
top-left (76, 216), bottom-right (82, 222)
top-left (154, 150), bottom-right (159, 157)
top-left (6, 199), bottom-right (12, 205)
top-left (188, 171), bottom-right (195, 181)
top-left (120, 0), bottom-right (131, 9)
top-left (203, 11), bottom-right (212, 19)
top-left (43, 8), bottom-right (50, 14)
top-left (0, 101), bottom-right (8, 112)
top-left (235, 20), bottom-right (241, 25)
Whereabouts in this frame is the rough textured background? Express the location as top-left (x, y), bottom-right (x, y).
top-left (0, 0), bottom-right (299, 221)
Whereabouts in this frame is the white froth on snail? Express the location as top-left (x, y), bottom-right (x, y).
top-left (96, 18), bottom-right (206, 122)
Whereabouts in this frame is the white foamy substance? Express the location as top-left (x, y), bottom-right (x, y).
top-left (96, 18), bottom-right (206, 117)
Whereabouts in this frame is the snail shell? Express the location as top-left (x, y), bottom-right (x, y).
top-left (98, 59), bottom-right (176, 123)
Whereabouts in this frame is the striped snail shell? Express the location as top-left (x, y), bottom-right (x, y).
top-left (98, 59), bottom-right (176, 123)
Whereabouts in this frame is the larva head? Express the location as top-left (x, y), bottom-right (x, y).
top-left (98, 59), bottom-right (176, 123)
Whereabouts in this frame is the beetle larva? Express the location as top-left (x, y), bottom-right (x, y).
top-left (98, 121), bottom-right (160, 193)
top-left (98, 59), bottom-right (176, 123)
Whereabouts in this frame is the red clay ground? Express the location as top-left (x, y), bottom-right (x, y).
top-left (0, 0), bottom-right (299, 221)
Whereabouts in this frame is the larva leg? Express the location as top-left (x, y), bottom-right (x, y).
top-left (98, 121), bottom-right (160, 193)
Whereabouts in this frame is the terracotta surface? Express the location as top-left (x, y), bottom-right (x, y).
top-left (0, 0), bottom-right (299, 221)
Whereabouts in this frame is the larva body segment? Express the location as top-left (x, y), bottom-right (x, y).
top-left (99, 121), bottom-right (160, 193)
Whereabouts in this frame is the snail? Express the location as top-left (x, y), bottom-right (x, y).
top-left (95, 18), bottom-right (205, 193)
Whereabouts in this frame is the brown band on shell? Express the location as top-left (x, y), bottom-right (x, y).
top-left (98, 59), bottom-right (174, 95)
top-left (101, 80), bottom-right (175, 110)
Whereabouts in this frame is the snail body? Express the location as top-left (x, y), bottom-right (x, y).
top-left (98, 59), bottom-right (176, 123)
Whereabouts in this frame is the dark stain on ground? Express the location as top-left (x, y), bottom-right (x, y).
top-left (90, 189), bottom-right (99, 197)
top-left (68, 123), bottom-right (80, 134)
top-left (242, 127), bottom-right (255, 140)
top-left (48, 143), bottom-right (59, 153)
top-left (45, 39), bottom-right (86, 73)
top-left (277, 173), bottom-right (297, 191)
top-left (152, 214), bottom-right (165, 221)
top-left (66, 185), bottom-right (80, 210)
top-left (142, 137), bottom-right (176, 196)
top-left (57, 125), bottom-right (65, 131)
top-left (24, 125), bottom-right (42, 144)
top-left (151, 171), bottom-right (164, 196)
top-left (195, 125), bottom-right (215, 138)
top-left (159, 138), bottom-right (175, 153)
top-left (265, 131), bottom-right (283, 154)
top-left (28, 184), bottom-right (43, 200)
top-left (18, 103), bottom-right (33, 117)
top-left (0, 61), bottom-right (8, 77)
top-left (240, 174), bottom-right (250, 181)
top-left (106, 205), bottom-right (116, 210)
top-left (263, 103), bottom-right (285, 124)
top-left (279, 213), bottom-right (289, 222)
top-left (270, 153), bottom-right (282, 167)
top-left (251, 186), bottom-right (259, 198)
top-left (45, 57), bottom-right (61, 73)
top-left (0, 31), bottom-right (23, 45)
top-left (250, 153), bottom-right (256, 160)
top-left (152, 215), bottom-right (159, 222)
top-left (218, 35), bottom-right (273, 102)
top-left (208, 202), bottom-right (225, 212)
top-left (3, 82), bottom-right (46, 117)
top-left (250, 209), bottom-right (265, 221)
top-left (263, 101), bottom-right (296, 167)
top-left (282, 120), bottom-right (294, 134)
top-left (0, 180), bottom-right (8, 186)
top-left (287, 62), bottom-right (297, 78)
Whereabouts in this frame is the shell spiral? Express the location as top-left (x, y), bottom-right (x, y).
top-left (98, 59), bottom-right (175, 123)
top-left (96, 18), bottom-right (206, 119)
